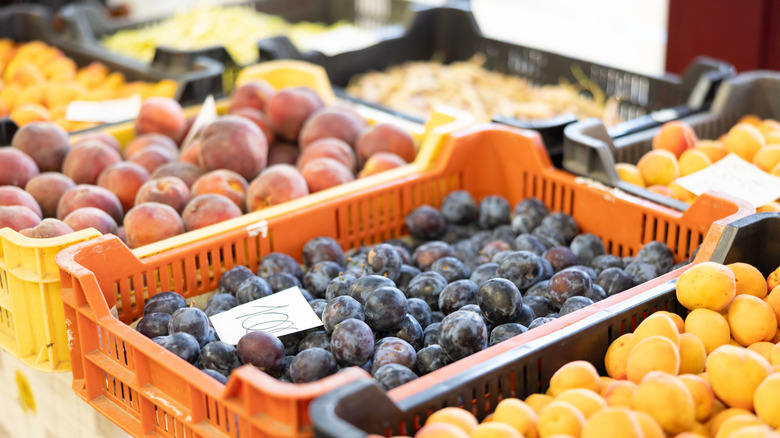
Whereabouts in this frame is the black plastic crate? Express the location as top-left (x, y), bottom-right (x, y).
top-left (257, 4), bottom-right (735, 165)
top-left (309, 211), bottom-right (780, 438)
top-left (1, 3), bottom-right (223, 110)
top-left (563, 71), bottom-right (780, 211)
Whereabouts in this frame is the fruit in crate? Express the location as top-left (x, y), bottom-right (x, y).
top-left (128, 190), bottom-right (680, 393)
top-left (401, 260), bottom-right (780, 438)
top-left (0, 40), bottom-right (177, 131)
top-left (616, 116), bottom-right (780, 210)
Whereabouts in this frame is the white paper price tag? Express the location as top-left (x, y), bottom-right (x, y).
top-left (676, 153), bottom-right (780, 208)
top-left (209, 287), bottom-right (323, 345)
top-left (180, 94), bottom-right (218, 153)
top-left (65, 95), bottom-right (142, 123)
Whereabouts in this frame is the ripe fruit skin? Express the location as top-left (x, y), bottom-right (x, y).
top-left (706, 345), bottom-right (772, 411)
top-left (676, 262), bottom-right (736, 312)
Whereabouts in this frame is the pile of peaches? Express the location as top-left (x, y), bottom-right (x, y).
top-left (0, 79), bottom-right (415, 248)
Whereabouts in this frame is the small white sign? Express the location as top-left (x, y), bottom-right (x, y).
top-left (209, 287), bottom-right (323, 345)
top-left (65, 95), bottom-right (142, 123)
top-left (180, 94), bottom-right (218, 153)
top-left (676, 153), bottom-right (780, 208)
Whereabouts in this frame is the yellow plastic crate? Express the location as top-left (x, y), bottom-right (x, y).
top-left (0, 60), bottom-right (472, 372)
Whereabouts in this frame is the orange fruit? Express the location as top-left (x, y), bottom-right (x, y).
top-left (724, 123), bottom-right (766, 162)
top-left (581, 406), bottom-right (644, 438)
top-left (706, 345), bottom-right (772, 410)
top-left (747, 342), bottom-right (775, 362)
top-left (678, 374), bottom-right (715, 422)
top-left (767, 266), bottom-right (780, 291)
top-left (694, 139), bottom-right (728, 162)
top-left (602, 380), bottom-right (637, 408)
top-left (537, 401), bottom-right (586, 438)
top-left (492, 398), bottom-right (538, 438)
top-left (637, 149), bottom-right (681, 186)
top-left (676, 262), bottom-right (736, 311)
top-left (652, 121), bottom-right (698, 158)
top-left (647, 184), bottom-right (677, 199)
top-left (679, 148), bottom-right (712, 176)
top-left (684, 308), bottom-right (731, 354)
top-left (425, 407), bottom-right (478, 434)
top-left (631, 371), bottom-right (696, 434)
top-left (753, 373), bottom-right (780, 428)
top-left (726, 424), bottom-right (780, 438)
top-left (668, 180), bottom-right (695, 203)
top-left (656, 311), bottom-right (686, 333)
top-left (758, 202), bottom-right (780, 213)
top-left (548, 361), bottom-right (601, 397)
top-left (604, 333), bottom-right (633, 379)
top-left (679, 332), bottom-right (707, 374)
top-left (554, 388), bottom-right (606, 419)
top-left (631, 312), bottom-right (681, 349)
top-left (727, 295), bottom-right (777, 346)
top-left (468, 422), bottom-right (522, 438)
top-left (416, 423), bottom-right (470, 438)
top-left (615, 163), bottom-right (646, 187)
top-left (525, 393), bottom-right (554, 414)
top-left (626, 335), bottom-right (680, 383)
top-left (710, 408), bottom-right (754, 437)
top-left (728, 262), bottom-right (769, 298)
top-left (753, 145), bottom-right (780, 172)
top-left (739, 114), bottom-right (762, 126)
top-left (714, 414), bottom-right (763, 438)
top-left (633, 410), bottom-right (666, 438)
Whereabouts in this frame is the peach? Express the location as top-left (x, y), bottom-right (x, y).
top-left (678, 148), bottom-right (712, 176)
top-left (25, 172), bottom-right (76, 218)
top-left (123, 202), bottom-right (184, 249)
top-left (0, 185), bottom-right (43, 217)
top-left (266, 87), bottom-right (324, 141)
top-left (19, 218), bottom-right (73, 238)
top-left (72, 131), bottom-right (121, 152)
top-left (355, 123), bottom-right (415, 166)
top-left (179, 139), bottom-right (201, 165)
top-left (300, 157), bottom-right (355, 193)
top-left (134, 176), bottom-right (191, 213)
top-left (0, 146), bottom-right (39, 187)
top-left (63, 207), bottom-right (119, 235)
top-left (198, 115), bottom-right (268, 180)
top-left (97, 162), bottom-right (150, 212)
top-left (190, 169), bottom-right (248, 211)
top-left (246, 164), bottom-right (309, 211)
top-left (229, 106), bottom-right (275, 145)
top-left (693, 139), bottom-right (727, 163)
top-left (724, 123), bottom-right (766, 162)
top-left (124, 132), bottom-right (179, 160)
top-left (57, 184), bottom-right (123, 224)
top-left (116, 225), bottom-right (127, 244)
top-left (267, 143), bottom-right (300, 166)
top-left (128, 145), bottom-right (177, 173)
top-left (652, 121), bottom-right (698, 158)
top-left (11, 121), bottom-right (71, 172)
top-left (228, 79), bottom-right (275, 113)
top-left (0, 205), bottom-right (41, 231)
top-left (134, 97), bottom-right (187, 144)
top-left (358, 152), bottom-right (407, 178)
top-left (297, 137), bottom-right (356, 172)
top-left (150, 162), bottom-right (205, 188)
top-left (331, 104), bottom-right (367, 128)
top-left (636, 149), bottom-right (680, 186)
top-left (62, 143), bottom-right (122, 185)
top-left (181, 194), bottom-right (243, 231)
top-left (299, 107), bottom-right (363, 149)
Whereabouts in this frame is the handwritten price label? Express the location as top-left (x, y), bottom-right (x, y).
top-left (209, 287), bottom-right (323, 344)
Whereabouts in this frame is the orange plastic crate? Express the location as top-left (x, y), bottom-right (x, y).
top-left (55, 123), bottom-right (753, 438)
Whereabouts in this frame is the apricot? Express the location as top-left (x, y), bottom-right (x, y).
top-left (415, 423), bottom-right (469, 438)
top-left (123, 202), bottom-right (183, 248)
top-left (668, 181), bottom-right (695, 203)
top-left (359, 152), bottom-right (408, 178)
top-left (554, 388), bottom-right (606, 419)
top-left (636, 149), bottom-right (679, 186)
top-left (727, 295), bottom-right (777, 346)
top-left (25, 172), bottom-right (76, 218)
top-left (11, 121), bottom-right (71, 172)
top-left (630, 312), bottom-right (681, 349)
top-left (603, 380), bottom-right (637, 407)
top-left (57, 184), bottom-right (123, 224)
top-left (728, 262), bottom-right (768, 298)
top-left (425, 407), bottom-right (478, 434)
top-left (300, 157), bottom-right (355, 193)
top-left (753, 372), bottom-right (780, 428)
top-left (694, 139), bottom-right (728, 162)
top-left (134, 176), bottom-right (191, 214)
top-left (63, 207), bottom-right (119, 235)
top-left (678, 332), bottom-right (707, 374)
top-left (0, 146), bottom-right (39, 187)
top-left (356, 123), bottom-right (416, 166)
top-left (492, 398), bottom-right (538, 437)
top-left (581, 406), bottom-right (644, 438)
top-left (299, 106), bottom-right (364, 149)
top-left (44, 82), bottom-right (86, 109)
top-left (632, 411), bottom-right (665, 438)
top-left (128, 145), bottom-right (177, 173)
top-left (626, 335), bottom-right (680, 383)
top-left (604, 332), bottom-right (633, 380)
top-left (97, 162), bottom-right (150, 212)
top-left (676, 261), bottom-right (736, 311)
top-left (72, 131), bottom-right (121, 152)
top-left (267, 143), bottom-right (300, 166)
top-left (62, 143), bottom-right (122, 185)
top-left (526, 393), bottom-right (554, 414)
top-left (266, 86), bottom-right (325, 141)
top-left (150, 162), bottom-right (205, 188)
top-left (548, 361), bottom-right (601, 397)
top-left (19, 218), bottom-right (74, 238)
top-left (0, 205), bottom-right (41, 231)
top-left (228, 79), bottom-right (276, 113)
top-left (615, 162), bottom-right (645, 187)
top-left (468, 422), bottom-right (521, 438)
top-left (652, 121), bottom-right (697, 158)
top-left (752, 145), bottom-right (780, 173)
top-left (537, 401), bottom-right (586, 438)
top-left (677, 374), bottom-right (714, 422)
top-left (706, 345), bottom-right (772, 410)
top-left (631, 372), bottom-right (695, 434)
top-left (764, 286), bottom-right (780, 325)
top-left (0, 185), bottom-right (42, 217)
top-left (124, 133), bottom-right (179, 160)
top-left (646, 184), bottom-right (677, 199)
top-left (297, 137), bottom-right (357, 172)
top-left (190, 169), bottom-right (248, 211)
top-left (246, 164), bottom-right (309, 211)
top-left (10, 103), bottom-right (50, 125)
top-left (757, 202), bottom-right (780, 213)
top-left (198, 115), bottom-right (268, 180)
top-left (134, 97), bottom-right (187, 144)
top-left (181, 194), bottom-right (243, 232)
top-left (724, 123), bottom-right (766, 162)
top-left (684, 308), bottom-right (730, 354)
top-left (678, 148), bottom-right (712, 176)
top-left (229, 106), bottom-right (275, 145)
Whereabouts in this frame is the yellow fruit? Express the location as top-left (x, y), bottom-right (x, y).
top-left (676, 262), bottom-right (736, 311)
top-left (626, 335), bottom-right (681, 383)
top-left (724, 123), bottom-right (766, 162)
top-left (753, 145), bottom-right (780, 173)
top-left (631, 371), bottom-right (696, 434)
top-left (615, 163), bottom-right (646, 187)
top-left (747, 342), bottom-right (775, 362)
top-left (710, 408), bottom-right (754, 437)
top-left (758, 202), bottom-right (780, 213)
top-left (727, 295), bottom-right (777, 346)
top-left (728, 263), bottom-right (769, 298)
top-left (695, 139), bottom-right (728, 163)
top-left (633, 410), bottom-right (666, 438)
top-left (725, 424), bottom-right (780, 438)
top-left (739, 114), bottom-right (763, 126)
top-left (684, 308), bottom-right (731, 354)
top-left (416, 423), bottom-right (470, 438)
top-left (631, 312), bottom-right (681, 349)
top-left (602, 380), bottom-right (637, 408)
top-left (605, 333), bottom-right (633, 380)
top-left (715, 414), bottom-right (762, 438)
top-left (753, 373), bottom-right (780, 428)
top-left (525, 393), bottom-right (554, 414)
top-left (652, 120), bottom-right (698, 158)
top-left (493, 398), bottom-right (538, 438)
top-left (637, 149), bottom-right (681, 186)
top-left (581, 406), bottom-right (644, 438)
top-left (706, 345), bottom-right (772, 410)
top-left (425, 407), bottom-right (479, 434)
top-left (548, 361), bottom-right (601, 397)
top-left (771, 344), bottom-right (780, 366)
top-left (554, 388), bottom-right (606, 419)
top-left (678, 374), bottom-right (715, 422)
top-left (537, 401), bottom-right (586, 438)
top-left (679, 148), bottom-right (713, 176)
top-left (763, 286), bottom-right (780, 324)
top-left (759, 119), bottom-right (780, 137)
top-left (469, 422), bottom-right (522, 438)
top-left (679, 332), bottom-right (707, 374)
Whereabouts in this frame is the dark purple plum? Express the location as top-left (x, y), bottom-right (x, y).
top-left (543, 246), bottom-right (580, 272)
top-left (442, 224), bottom-right (479, 245)
top-left (347, 274), bottom-right (396, 305)
top-left (279, 332), bottom-right (303, 356)
top-left (541, 212), bottom-right (579, 244)
top-left (589, 254), bottom-right (624, 275)
top-left (489, 323), bottom-right (528, 346)
top-left (303, 236), bottom-right (343, 267)
top-left (491, 250), bottom-right (515, 265)
top-left (300, 288), bottom-right (314, 302)
top-left (624, 260), bottom-right (658, 285)
top-left (331, 318), bottom-right (374, 367)
top-left (366, 243), bottom-right (402, 281)
top-left (198, 341), bottom-right (242, 377)
top-left (585, 284), bottom-right (607, 302)
top-left (477, 278), bottom-right (524, 325)
top-left (423, 322), bottom-right (440, 347)
top-left (168, 307), bottom-right (210, 345)
top-left (477, 195), bottom-right (510, 229)
top-left (266, 272), bottom-right (303, 293)
top-left (289, 348), bottom-right (338, 383)
top-left (513, 234), bottom-right (547, 256)
top-left (548, 268), bottom-right (592, 308)
top-left (412, 241), bottom-right (456, 271)
top-left (298, 330), bottom-right (331, 352)
top-left (218, 266), bottom-right (255, 295)
top-left (532, 225), bottom-right (566, 248)
top-left (539, 258), bottom-right (554, 280)
top-left (309, 298), bottom-right (327, 319)
top-left (371, 337), bottom-right (417, 374)
top-left (622, 256), bottom-right (635, 268)
top-left (438, 279), bottom-right (478, 315)
top-left (390, 244), bottom-right (412, 265)
top-left (136, 312), bottom-right (171, 338)
top-left (279, 355), bottom-right (295, 381)
top-left (344, 246), bottom-right (370, 259)
top-left (382, 313), bottom-right (424, 351)
top-left (431, 256), bottom-right (469, 283)
top-left (454, 239), bottom-right (480, 261)
top-left (364, 286), bottom-right (407, 331)
top-left (431, 312), bottom-right (445, 324)
top-left (491, 224), bottom-right (517, 246)
top-left (565, 265), bottom-right (597, 281)
top-left (303, 261), bottom-right (342, 298)
top-left (569, 233), bottom-right (606, 265)
top-left (236, 276), bottom-right (273, 304)
top-left (236, 331), bottom-right (285, 375)
top-left (458, 304), bottom-right (482, 314)
top-left (524, 280), bottom-right (550, 298)
top-left (154, 332), bottom-right (200, 363)
top-left (144, 291), bottom-right (187, 315)
top-left (441, 190), bottom-right (476, 225)
top-left (325, 273), bottom-right (357, 301)
top-left (511, 213), bottom-right (542, 235)
top-left (203, 293), bottom-right (238, 317)
top-left (635, 241), bottom-right (675, 274)
top-left (202, 369), bottom-right (228, 384)
top-left (373, 363), bottom-right (418, 391)
top-left (497, 251), bottom-right (545, 290)
top-left (528, 316), bottom-right (556, 330)
top-left (395, 264), bottom-right (421, 294)
top-left (406, 298), bottom-right (432, 329)
top-left (559, 296), bottom-right (595, 316)
top-left (523, 295), bottom-right (556, 318)
top-left (517, 303), bottom-right (535, 326)
top-left (469, 262), bottom-right (498, 288)
top-left (406, 271), bottom-right (448, 310)
top-left (321, 295), bottom-right (364, 333)
top-left (405, 205), bottom-right (446, 240)
top-left (258, 252), bottom-right (303, 280)
top-left (597, 267), bottom-right (634, 296)
top-left (438, 310), bottom-right (488, 361)
top-left (470, 230), bottom-right (493, 250)
top-left (416, 344), bottom-right (450, 375)
top-left (514, 197), bottom-right (548, 221)
top-left (481, 240), bottom-right (512, 261)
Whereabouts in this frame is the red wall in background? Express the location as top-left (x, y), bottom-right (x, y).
top-left (667, 0), bottom-right (778, 73)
